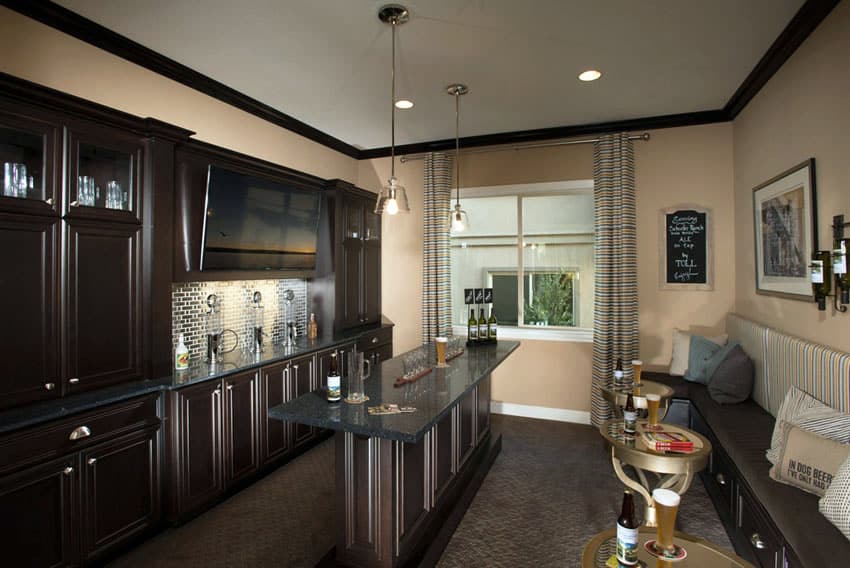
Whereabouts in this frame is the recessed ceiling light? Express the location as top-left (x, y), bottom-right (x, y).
top-left (578, 70), bottom-right (602, 82)
top-left (395, 99), bottom-right (414, 109)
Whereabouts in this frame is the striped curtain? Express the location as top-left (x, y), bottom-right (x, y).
top-left (591, 133), bottom-right (639, 426)
top-left (421, 152), bottom-right (453, 343)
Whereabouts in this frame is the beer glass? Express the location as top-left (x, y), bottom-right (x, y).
top-left (346, 350), bottom-right (371, 403)
top-left (652, 489), bottom-right (681, 558)
top-left (646, 393), bottom-right (662, 430)
top-left (632, 359), bottom-right (643, 385)
top-left (435, 337), bottom-right (448, 367)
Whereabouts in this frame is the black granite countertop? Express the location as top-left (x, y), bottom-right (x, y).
top-left (0, 321), bottom-right (393, 435)
top-left (268, 340), bottom-right (520, 443)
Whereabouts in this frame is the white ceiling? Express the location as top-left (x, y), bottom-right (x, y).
top-left (56, 0), bottom-right (805, 150)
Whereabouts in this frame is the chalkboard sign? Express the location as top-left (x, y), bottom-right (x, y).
top-left (660, 206), bottom-right (713, 290)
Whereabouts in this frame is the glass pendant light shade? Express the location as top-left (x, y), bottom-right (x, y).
top-left (374, 176), bottom-right (410, 215)
top-left (449, 203), bottom-right (469, 233)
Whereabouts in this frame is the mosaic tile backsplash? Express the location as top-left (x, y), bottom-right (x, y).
top-left (172, 279), bottom-right (308, 362)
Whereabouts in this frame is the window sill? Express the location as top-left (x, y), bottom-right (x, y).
top-left (451, 325), bottom-right (592, 343)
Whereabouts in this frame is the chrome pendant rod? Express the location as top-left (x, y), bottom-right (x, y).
top-left (390, 18), bottom-right (396, 179)
top-left (400, 132), bottom-right (650, 162)
top-left (455, 89), bottom-right (460, 207)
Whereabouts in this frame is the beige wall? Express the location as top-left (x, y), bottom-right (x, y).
top-left (360, 123), bottom-right (735, 414)
top-left (732, 1), bottom-right (850, 353)
top-left (0, 7), bottom-right (357, 182)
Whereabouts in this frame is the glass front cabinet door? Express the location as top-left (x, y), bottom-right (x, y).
top-left (65, 121), bottom-right (143, 222)
top-left (0, 109), bottom-right (60, 215)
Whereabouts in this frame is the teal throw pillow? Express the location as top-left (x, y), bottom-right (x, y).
top-left (684, 335), bottom-right (722, 384)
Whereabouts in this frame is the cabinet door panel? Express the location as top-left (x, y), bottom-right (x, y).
top-left (81, 428), bottom-right (159, 562)
top-left (396, 435), bottom-right (430, 555)
top-left (0, 213), bottom-right (59, 408)
top-left (290, 356), bottom-right (316, 447)
top-left (173, 381), bottom-right (223, 515)
top-left (362, 242), bottom-right (381, 325)
top-left (65, 220), bottom-right (142, 392)
top-left (341, 241), bottom-right (362, 328)
top-left (432, 411), bottom-right (455, 503)
top-left (224, 371), bottom-right (260, 484)
top-left (0, 456), bottom-right (77, 568)
top-left (0, 108), bottom-right (60, 216)
top-left (458, 390), bottom-right (476, 468)
top-left (477, 378), bottom-right (491, 442)
top-left (262, 362), bottom-right (290, 465)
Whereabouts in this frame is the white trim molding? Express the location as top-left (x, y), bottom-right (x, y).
top-left (452, 325), bottom-right (592, 343)
top-left (492, 401), bottom-right (591, 425)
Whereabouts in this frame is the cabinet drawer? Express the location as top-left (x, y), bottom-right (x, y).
top-left (0, 394), bottom-right (160, 475)
top-left (710, 448), bottom-right (736, 514)
top-left (357, 326), bottom-right (392, 351)
top-left (738, 485), bottom-right (782, 568)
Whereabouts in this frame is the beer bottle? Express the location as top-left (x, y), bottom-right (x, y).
top-left (623, 391), bottom-right (637, 436)
top-left (616, 490), bottom-right (639, 566)
top-left (614, 358), bottom-right (624, 387)
top-left (326, 352), bottom-right (341, 403)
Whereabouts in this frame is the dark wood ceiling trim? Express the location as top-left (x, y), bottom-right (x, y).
top-left (1, 0), bottom-right (361, 158)
top-left (723, 0), bottom-right (840, 118)
top-left (359, 110), bottom-right (729, 159)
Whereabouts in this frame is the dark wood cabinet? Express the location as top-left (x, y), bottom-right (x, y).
top-left (0, 213), bottom-right (59, 409)
top-left (65, 219), bottom-right (142, 394)
top-left (0, 106), bottom-right (60, 216)
top-left (261, 361), bottom-right (290, 466)
top-left (458, 389), bottom-right (476, 469)
top-left (476, 378), bottom-right (491, 442)
top-left (290, 354), bottom-right (317, 448)
top-left (223, 370), bottom-right (260, 484)
top-left (396, 436), bottom-right (430, 557)
top-left (80, 428), bottom-right (159, 563)
top-left (0, 455), bottom-right (77, 568)
top-left (432, 411), bottom-right (455, 505)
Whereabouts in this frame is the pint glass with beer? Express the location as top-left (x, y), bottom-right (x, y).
top-left (652, 488), bottom-right (681, 558)
top-left (646, 393), bottom-right (662, 430)
top-left (631, 359), bottom-right (643, 385)
top-left (435, 337), bottom-right (448, 367)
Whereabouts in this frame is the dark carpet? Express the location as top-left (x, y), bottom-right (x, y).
top-left (109, 415), bottom-right (731, 568)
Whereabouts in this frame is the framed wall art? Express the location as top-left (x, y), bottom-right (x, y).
top-left (752, 158), bottom-right (818, 300)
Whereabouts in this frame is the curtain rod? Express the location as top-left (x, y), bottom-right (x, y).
top-left (399, 132), bottom-right (650, 162)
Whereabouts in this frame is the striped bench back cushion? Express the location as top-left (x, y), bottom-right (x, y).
top-left (727, 313), bottom-right (850, 416)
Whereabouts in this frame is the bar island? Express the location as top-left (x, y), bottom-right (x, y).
top-left (269, 340), bottom-right (519, 568)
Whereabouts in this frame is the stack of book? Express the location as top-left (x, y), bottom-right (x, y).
top-left (640, 426), bottom-right (694, 452)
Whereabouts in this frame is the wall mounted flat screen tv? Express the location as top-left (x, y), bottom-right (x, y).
top-left (201, 165), bottom-right (322, 271)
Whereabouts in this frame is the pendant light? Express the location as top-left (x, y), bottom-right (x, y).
top-left (374, 5), bottom-right (410, 215)
top-left (447, 84), bottom-right (469, 232)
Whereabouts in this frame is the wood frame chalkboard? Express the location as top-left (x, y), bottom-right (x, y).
top-left (659, 205), bottom-right (713, 291)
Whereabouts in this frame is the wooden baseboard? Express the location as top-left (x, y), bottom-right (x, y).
top-left (492, 401), bottom-right (591, 425)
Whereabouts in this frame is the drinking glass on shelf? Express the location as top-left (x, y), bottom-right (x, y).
top-left (646, 393), bottom-right (662, 430)
top-left (3, 163), bottom-right (27, 198)
top-left (652, 489), bottom-right (681, 558)
top-left (77, 176), bottom-right (99, 207)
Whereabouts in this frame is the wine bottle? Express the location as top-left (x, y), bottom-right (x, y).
top-left (616, 490), bottom-right (639, 566)
top-left (478, 309), bottom-right (487, 343)
top-left (326, 352), bottom-right (341, 402)
top-left (835, 239), bottom-right (849, 305)
top-left (468, 309), bottom-right (478, 343)
top-left (623, 391), bottom-right (637, 436)
top-left (487, 308), bottom-right (497, 342)
top-left (614, 358), bottom-right (624, 387)
top-left (811, 252), bottom-right (832, 311)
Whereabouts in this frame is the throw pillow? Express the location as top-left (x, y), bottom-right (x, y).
top-left (820, 453), bottom-right (850, 540)
top-left (684, 336), bottom-right (723, 384)
top-left (669, 329), bottom-right (728, 376)
top-left (769, 422), bottom-right (850, 496)
top-left (767, 386), bottom-right (850, 465)
top-left (708, 344), bottom-right (754, 404)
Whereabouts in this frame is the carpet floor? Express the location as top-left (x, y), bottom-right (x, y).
top-left (109, 415), bottom-right (732, 567)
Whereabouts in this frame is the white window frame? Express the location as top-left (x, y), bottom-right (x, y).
top-left (450, 180), bottom-right (594, 343)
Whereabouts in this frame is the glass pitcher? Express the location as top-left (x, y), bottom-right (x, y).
top-left (345, 349), bottom-right (371, 403)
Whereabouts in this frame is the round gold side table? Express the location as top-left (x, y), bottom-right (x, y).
top-left (582, 526), bottom-right (753, 568)
top-left (600, 419), bottom-right (711, 527)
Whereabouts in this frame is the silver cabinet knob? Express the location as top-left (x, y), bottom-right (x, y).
top-left (87, 458), bottom-right (97, 466)
top-left (45, 382), bottom-right (55, 391)
top-left (750, 533), bottom-right (766, 549)
top-left (69, 426), bottom-right (91, 440)
top-left (371, 337), bottom-right (378, 344)
top-left (70, 200), bottom-right (79, 207)
top-left (292, 364), bottom-right (299, 371)
top-left (716, 473), bottom-right (726, 486)
top-left (63, 466), bottom-right (73, 476)
top-left (226, 384), bottom-right (233, 391)
top-left (45, 197), bottom-right (54, 205)
top-left (213, 388), bottom-right (221, 397)
top-left (69, 377), bottom-right (80, 385)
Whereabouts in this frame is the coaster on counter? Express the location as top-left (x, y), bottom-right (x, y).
top-left (644, 540), bottom-right (686, 562)
top-left (605, 556), bottom-right (646, 568)
top-left (344, 394), bottom-right (370, 405)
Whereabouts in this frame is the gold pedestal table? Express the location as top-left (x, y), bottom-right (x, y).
top-left (600, 419), bottom-right (711, 527)
top-left (601, 380), bottom-right (675, 421)
top-left (582, 526), bottom-right (753, 568)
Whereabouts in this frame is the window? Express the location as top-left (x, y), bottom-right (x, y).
top-left (450, 181), bottom-right (594, 340)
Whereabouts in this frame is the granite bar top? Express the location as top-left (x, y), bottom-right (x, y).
top-left (0, 321), bottom-right (392, 435)
top-left (268, 340), bottom-right (520, 443)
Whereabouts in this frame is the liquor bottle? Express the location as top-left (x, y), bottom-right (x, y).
top-left (811, 251), bottom-right (832, 311)
top-left (616, 490), bottom-right (639, 566)
top-left (175, 334), bottom-right (189, 370)
top-left (307, 312), bottom-right (318, 339)
top-left (326, 352), bottom-right (341, 402)
top-left (468, 309), bottom-right (478, 343)
top-left (487, 308), bottom-right (497, 342)
top-left (623, 391), bottom-right (637, 436)
top-left (478, 309), bottom-right (487, 344)
top-left (614, 358), bottom-right (624, 387)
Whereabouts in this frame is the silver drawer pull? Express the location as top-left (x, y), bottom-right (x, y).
top-left (44, 382), bottom-right (55, 391)
top-left (87, 458), bottom-right (97, 466)
top-left (226, 384), bottom-right (233, 391)
top-left (69, 377), bottom-right (80, 385)
top-left (70, 200), bottom-right (79, 207)
top-left (292, 364), bottom-right (299, 371)
top-left (716, 473), bottom-right (726, 486)
top-left (750, 533), bottom-right (766, 549)
top-left (45, 198), bottom-right (54, 205)
top-left (63, 466), bottom-right (73, 476)
top-left (69, 426), bottom-right (91, 440)
top-left (371, 337), bottom-right (378, 344)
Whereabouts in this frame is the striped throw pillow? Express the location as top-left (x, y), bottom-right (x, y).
top-left (820, 454), bottom-right (850, 540)
top-left (767, 386), bottom-right (850, 465)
